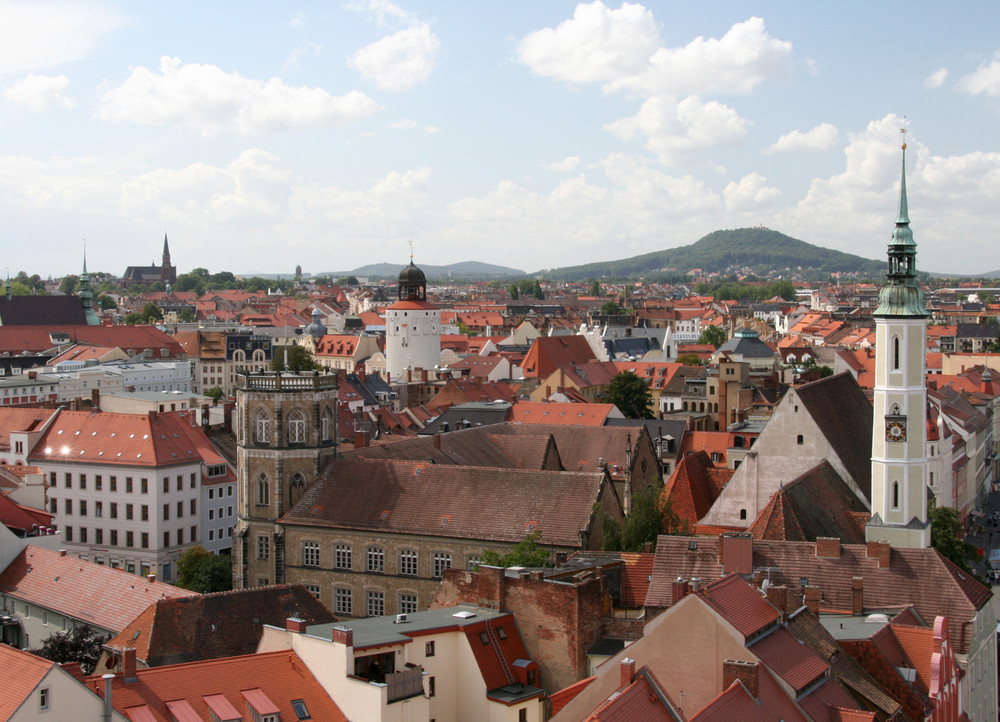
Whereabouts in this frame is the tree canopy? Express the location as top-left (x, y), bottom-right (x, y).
top-left (478, 530), bottom-right (551, 568)
top-left (176, 545), bottom-right (233, 593)
top-left (929, 505), bottom-right (979, 576)
top-left (605, 371), bottom-right (654, 419)
top-left (271, 345), bottom-right (321, 373)
top-left (32, 624), bottom-right (110, 674)
top-left (698, 325), bottom-right (727, 348)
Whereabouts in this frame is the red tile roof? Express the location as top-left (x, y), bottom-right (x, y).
top-left (698, 574), bottom-right (780, 640)
top-left (0, 325), bottom-right (184, 356)
top-left (510, 400), bottom-right (616, 425)
top-left (30, 410), bottom-right (221, 468)
top-left (662, 451), bottom-right (732, 530)
top-left (750, 626), bottom-right (828, 693)
top-left (88, 649), bottom-right (347, 722)
top-left (0, 546), bottom-right (195, 632)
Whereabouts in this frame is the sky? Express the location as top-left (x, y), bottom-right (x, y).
top-left (1, 1), bottom-right (998, 279)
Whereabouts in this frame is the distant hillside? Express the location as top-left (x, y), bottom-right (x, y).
top-left (537, 228), bottom-right (886, 281)
top-left (341, 260), bottom-right (524, 280)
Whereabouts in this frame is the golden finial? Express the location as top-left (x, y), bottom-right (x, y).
top-left (900, 122), bottom-right (907, 150)
top-left (408, 237), bottom-right (414, 261)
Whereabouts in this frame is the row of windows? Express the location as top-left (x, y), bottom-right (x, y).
top-left (255, 472), bottom-right (307, 507)
top-left (207, 486), bottom-right (234, 500)
top-left (62, 525), bottom-right (198, 548)
top-left (162, 500), bottom-right (198, 520)
top-left (297, 542), bottom-right (459, 578)
top-left (58, 473), bottom-right (149, 494)
top-left (52, 498), bottom-right (150, 521)
top-left (324, 587), bottom-right (421, 617)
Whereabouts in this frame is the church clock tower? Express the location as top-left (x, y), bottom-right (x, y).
top-left (866, 132), bottom-right (931, 548)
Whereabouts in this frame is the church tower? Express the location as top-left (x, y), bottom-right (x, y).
top-left (384, 254), bottom-right (440, 381)
top-left (78, 254), bottom-right (101, 325)
top-left (232, 371), bottom-right (338, 588)
top-left (866, 133), bottom-right (931, 549)
top-left (160, 233), bottom-right (175, 285)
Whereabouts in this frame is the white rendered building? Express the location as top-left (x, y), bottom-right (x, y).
top-left (384, 259), bottom-right (440, 381)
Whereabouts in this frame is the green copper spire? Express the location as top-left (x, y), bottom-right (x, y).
top-left (873, 134), bottom-right (928, 318)
top-left (79, 249), bottom-right (101, 325)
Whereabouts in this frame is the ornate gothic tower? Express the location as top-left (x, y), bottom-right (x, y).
top-left (384, 256), bottom-right (440, 381)
top-left (866, 135), bottom-right (931, 549)
top-left (160, 233), bottom-right (174, 285)
top-left (233, 371), bottom-right (338, 588)
top-left (78, 254), bottom-right (101, 326)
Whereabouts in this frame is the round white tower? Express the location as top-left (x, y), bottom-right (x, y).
top-left (384, 258), bottom-right (440, 381)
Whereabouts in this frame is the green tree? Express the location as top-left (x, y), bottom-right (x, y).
top-left (478, 530), bottom-right (551, 568)
top-left (190, 267), bottom-right (210, 279)
top-left (142, 302), bottom-right (163, 322)
top-left (59, 274), bottom-right (79, 295)
top-left (620, 485), bottom-right (664, 551)
top-left (32, 624), bottom-right (110, 674)
top-left (176, 545), bottom-right (233, 593)
top-left (507, 283), bottom-right (519, 300)
top-left (929, 505), bottom-right (978, 575)
top-left (271, 344), bottom-right (321, 372)
top-left (532, 280), bottom-right (545, 300)
top-left (178, 306), bottom-right (197, 322)
top-left (977, 290), bottom-right (996, 305)
top-left (698, 325), bottom-right (727, 349)
top-left (96, 294), bottom-right (117, 310)
top-left (677, 353), bottom-right (702, 366)
top-left (517, 278), bottom-right (534, 296)
top-left (337, 275), bottom-right (360, 287)
top-left (605, 371), bottom-right (654, 419)
top-left (205, 386), bottom-right (225, 404)
top-left (765, 279), bottom-right (797, 301)
top-left (9, 281), bottom-right (32, 296)
top-left (590, 279), bottom-right (601, 296)
top-left (600, 301), bottom-right (622, 315)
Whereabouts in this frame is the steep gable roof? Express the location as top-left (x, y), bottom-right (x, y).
top-left (662, 451), bottom-right (731, 529)
top-left (0, 642), bottom-right (55, 719)
top-left (105, 585), bottom-right (336, 667)
top-left (0, 546), bottom-right (195, 633)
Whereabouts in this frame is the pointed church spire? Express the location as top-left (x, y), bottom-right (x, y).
top-left (163, 233), bottom-right (170, 256)
top-left (79, 246), bottom-right (100, 325)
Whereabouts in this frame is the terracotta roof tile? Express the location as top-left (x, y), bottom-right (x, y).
top-left (698, 574), bottom-right (780, 639)
top-left (0, 643), bottom-right (54, 719)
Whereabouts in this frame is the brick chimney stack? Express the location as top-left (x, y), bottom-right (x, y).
top-left (331, 626), bottom-right (354, 647)
top-left (804, 585), bottom-right (820, 615)
top-left (851, 577), bottom-right (864, 616)
top-left (671, 577), bottom-right (688, 604)
top-left (620, 658), bottom-right (636, 688)
top-left (723, 660), bottom-right (759, 699)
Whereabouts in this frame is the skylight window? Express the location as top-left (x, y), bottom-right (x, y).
top-left (291, 699), bottom-right (310, 720)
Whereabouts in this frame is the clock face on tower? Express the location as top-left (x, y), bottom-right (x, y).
top-left (885, 419), bottom-right (907, 442)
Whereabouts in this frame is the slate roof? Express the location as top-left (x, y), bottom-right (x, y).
top-left (87, 649), bottom-right (347, 722)
top-left (105, 585), bottom-right (336, 667)
top-left (0, 546), bottom-right (195, 633)
top-left (0, 294), bottom-right (87, 326)
top-left (795, 373), bottom-right (874, 498)
top-left (748, 461), bottom-right (868, 543)
top-left (281, 457), bottom-right (611, 548)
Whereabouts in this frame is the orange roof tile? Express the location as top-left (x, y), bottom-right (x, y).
top-left (0, 643), bottom-right (54, 719)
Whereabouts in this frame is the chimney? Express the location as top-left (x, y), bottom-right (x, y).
top-left (722, 660), bottom-right (759, 699)
top-left (804, 585), bottom-right (820, 615)
top-left (815, 537), bottom-right (841, 558)
top-left (766, 584), bottom-right (787, 614)
top-left (671, 577), bottom-right (688, 604)
top-left (59, 549), bottom-right (67, 557)
top-left (146, 573), bottom-right (156, 584)
top-left (102, 674), bottom-right (115, 722)
top-left (331, 626), bottom-right (354, 647)
top-left (866, 540), bottom-right (891, 569)
top-left (122, 648), bottom-right (138, 684)
top-left (92, 389), bottom-right (100, 408)
top-left (752, 569), bottom-right (764, 588)
top-left (690, 577), bottom-right (701, 592)
top-left (354, 430), bottom-right (370, 449)
top-left (147, 410), bottom-right (157, 423)
top-left (851, 577), bottom-right (864, 616)
top-left (29, 371), bottom-right (37, 380)
top-left (529, 570), bottom-right (544, 582)
top-left (286, 617), bottom-right (308, 634)
top-left (620, 658), bottom-right (636, 688)
top-left (434, 433), bottom-right (441, 450)
top-left (477, 565), bottom-right (505, 607)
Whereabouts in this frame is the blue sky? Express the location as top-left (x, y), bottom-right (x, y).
top-left (1, 1), bottom-right (998, 278)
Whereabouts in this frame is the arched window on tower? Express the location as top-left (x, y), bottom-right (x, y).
top-left (891, 480), bottom-right (899, 510)
top-left (287, 409), bottom-right (307, 444)
top-left (321, 409), bottom-right (332, 442)
top-left (256, 473), bottom-right (270, 506)
top-left (288, 472), bottom-right (306, 507)
top-left (892, 336), bottom-right (901, 371)
top-left (254, 409), bottom-right (271, 444)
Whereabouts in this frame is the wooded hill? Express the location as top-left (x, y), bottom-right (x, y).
top-left (537, 228), bottom-right (886, 281)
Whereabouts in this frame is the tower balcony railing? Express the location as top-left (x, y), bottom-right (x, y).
top-left (238, 371), bottom-right (339, 391)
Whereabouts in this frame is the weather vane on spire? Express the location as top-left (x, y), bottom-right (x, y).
top-left (900, 120), bottom-right (907, 150)
top-left (408, 237), bottom-right (414, 261)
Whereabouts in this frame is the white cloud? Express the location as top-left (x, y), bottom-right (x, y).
top-left (349, 22), bottom-right (440, 91)
top-left (289, 12), bottom-right (305, 30)
top-left (3, 73), bottom-right (74, 110)
top-left (764, 123), bottom-right (838, 153)
top-left (924, 68), bottom-right (948, 89)
top-left (517, 1), bottom-right (661, 84)
top-left (723, 172), bottom-right (781, 212)
top-left (606, 95), bottom-right (749, 163)
top-left (0, 0), bottom-right (126, 74)
top-left (545, 156), bottom-right (581, 172)
top-left (282, 41), bottom-right (322, 71)
top-left (98, 57), bottom-right (378, 135)
top-left (957, 55), bottom-right (1000, 99)
top-left (608, 16), bottom-right (793, 97)
top-left (388, 119), bottom-right (418, 129)
top-left (347, 0), bottom-right (416, 28)
top-left (424, 125), bottom-right (441, 134)
top-left (519, 7), bottom-right (792, 165)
